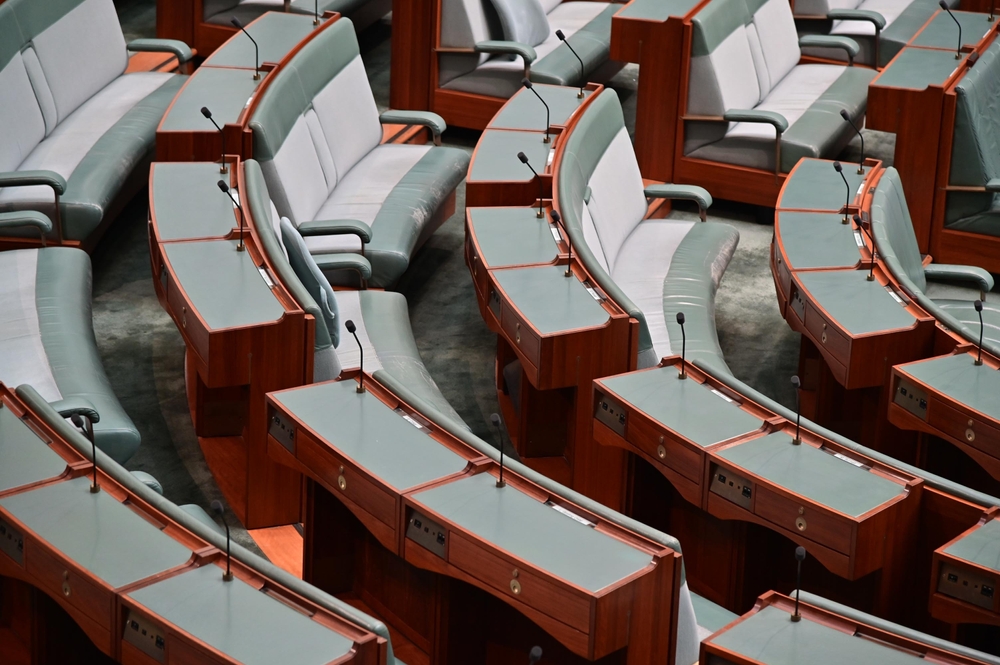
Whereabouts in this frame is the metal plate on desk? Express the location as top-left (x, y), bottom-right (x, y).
top-left (0, 405), bottom-right (66, 494)
top-left (151, 163), bottom-right (237, 241)
top-left (489, 85), bottom-right (594, 131)
top-left (493, 266), bottom-right (610, 335)
top-left (894, 377), bottom-right (928, 420)
top-left (938, 562), bottom-right (996, 610)
top-left (202, 13), bottom-right (320, 69)
top-left (406, 510), bottom-right (448, 558)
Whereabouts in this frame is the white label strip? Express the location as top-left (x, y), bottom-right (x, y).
top-left (884, 286), bottom-right (904, 304)
top-left (548, 502), bottom-right (596, 527)
top-left (550, 225), bottom-right (562, 244)
top-left (711, 389), bottom-right (735, 403)
top-left (257, 267), bottom-right (274, 288)
top-left (854, 230), bottom-right (865, 247)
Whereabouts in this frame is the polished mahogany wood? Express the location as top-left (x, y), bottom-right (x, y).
top-left (929, 509), bottom-right (1000, 627)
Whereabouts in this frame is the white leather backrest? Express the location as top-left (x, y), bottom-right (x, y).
top-left (441, 0), bottom-right (494, 47)
top-left (311, 55), bottom-right (383, 182)
top-left (269, 115), bottom-right (330, 223)
top-left (687, 27), bottom-right (761, 116)
top-left (0, 55), bottom-right (45, 173)
top-left (538, 0), bottom-right (562, 13)
top-left (580, 204), bottom-right (610, 274)
top-left (750, 0), bottom-right (800, 90)
top-left (30, 0), bottom-right (127, 123)
top-left (745, 24), bottom-right (771, 100)
top-left (585, 127), bottom-right (648, 273)
top-left (20, 47), bottom-right (58, 137)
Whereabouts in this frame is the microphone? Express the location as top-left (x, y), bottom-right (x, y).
top-left (839, 110), bottom-right (865, 174)
top-left (528, 646), bottom-right (543, 664)
top-left (517, 151), bottom-right (545, 219)
top-left (833, 161), bottom-right (851, 224)
top-left (230, 17), bottom-right (261, 79)
top-left (211, 501), bottom-right (234, 582)
top-left (490, 413), bottom-right (507, 488)
top-left (201, 107), bottom-right (228, 174)
top-left (975, 300), bottom-right (985, 366)
top-left (72, 415), bottom-right (100, 494)
top-left (853, 214), bottom-right (876, 281)
top-left (939, 1), bottom-right (963, 58)
top-left (555, 30), bottom-right (585, 98)
top-left (314, 0), bottom-right (320, 25)
top-left (345, 320), bottom-right (365, 392)
top-left (522, 78), bottom-right (551, 143)
top-left (676, 312), bottom-right (687, 379)
top-left (790, 375), bottom-right (802, 445)
top-left (791, 546), bottom-right (806, 622)
top-left (216, 180), bottom-right (246, 252)
top-left (550, 209), bottom-right (572, 277)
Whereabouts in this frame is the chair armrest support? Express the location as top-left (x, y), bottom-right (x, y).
top-left (380, 110), bottom-right (447, 146)
top-left (314, 253), bottom-right (373, 281)
top-left (986, 178), bottom-right (1000, 193)
top-left (644, 184), bottom-right (713, 220)
top-left (50, 398), bottom-right (101, 425)
top-left (924, 264), bottom-right (995, 295)
top-left (827, 9), bottom-right (886, 30)
top-left (297, 219), bottom-right (373, 243)
top-left (127, 38), bottom-right (194, 64)
top-left (723, 109), bottom-right (789, 133)
top-left (799, 35), bottom-right (860, 65)
top-left (0, 211), bottom-right (53, 237)
top-left (0, 170), bottom-right (67, 195)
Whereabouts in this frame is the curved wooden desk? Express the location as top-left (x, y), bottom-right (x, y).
top-left (932, 510), bottom-right (1000, 627)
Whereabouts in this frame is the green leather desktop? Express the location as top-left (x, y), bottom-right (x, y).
top-left (900, 353), bottom-right (1000, 423)
top-left (874, 47), bottom-right (962, 90)
top-left (777, 159), bottom-right (866, 212)
top-left (151, 162), bottom-right (238, 241)
top-left (909, 11), bottom-right (995, 51)
top-left (159, 67), bottom-right (263, 132)
top-left (775, 212), bottom-right (864, 270)
top-left (796, 270), bottom-right (917, 335)
top-left (200, 12), bottom-right (320, 69)
top-left (468, 207), bottom-right (561, 268)
top-left (468, 131), bottom-right (554, 184)
top-left (0, 404), bottom-right (68, 494)
top-left (492, 265), bottom-right (610, 335)
top-left (488, 85), bottom-right (595, 132)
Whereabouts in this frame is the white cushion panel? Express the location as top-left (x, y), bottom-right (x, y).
top-left (21, 47), bottom-right (58, 138)
top-left (676, 582), bottom-right (703, 665)
top-left (305, 144), bottom-right (431, 254)
top-left (725, 64), bottom-right (843, 141)
top-left (745, 25), bottom-right (771, 102)
top-left (796, 0), bottom-right (858, 14)
top-left (539, 0), bottom-right (562, 13)
top-left (832, 0), bottom-right (908, 35)
top-left (311, 56), bottom-right (383, 178)
top-left (269, 115), bottom-right (330, 224)
top-left (31, 0), bottom-right (128, 123)
top-left (610, 219), bottom-right (695, 360)
top-left (581, 204), bottom-right (610, 274)
top-left (304, 108), bottom-right (338, 191)
top-left (333, 290), bottom-right (383, 373)
top-left (441, 0), bottom-right (493, 47)
top-left (693, 28), bottom-right (760, 117)
top-left (751, 0), bottom-right (801, 87)
top-left (0, 249), bottom-right (61, 402)
top-left (584, 127), bottom-right (648, 274)
top-left (0, 55), bottom-right (45, 174)
top-left (0, 73), bottom-right (173, 212)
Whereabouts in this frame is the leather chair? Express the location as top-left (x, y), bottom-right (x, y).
top-left (557, 89), bottom-right (740, 373)
top-left (0, 0), bottom-right (191, 249)
top-left (202, 0), bottom-right (390, 30)
top-left (249, 17), bottom-right (469, 288)
top-left (679, 0), bottom-right (876, 204)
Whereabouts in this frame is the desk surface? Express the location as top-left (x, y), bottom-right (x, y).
top-left (708, 605), bottom-right (928, 665)
top-left (160, 67), bottom-right (263, 131)
top-left (202, 13), bottom-right (320, 69)
top-left (797, 270), bottom-right (916, 335)
top-left (488, 86), bottom-right (594, 132)
top-left (615, 0), bottom-right (700, 21)
top-left (945, 519), bottom-right (1000, 572)
top-left (469, 130), bottom-right (553, 183)
top-left (494, 266), bottom-right (609, 335)
top-left (600, 367), bottom-right (763, 447)
top-left (777, 212), bottom-right (863, 270)
top-left (717, 433), bottom-right (906, 517)
top-left (270, 381), bottom-right (469, 491)
top-left (898, 353), bottom-right (1000, 421)
top-left (911, 11), bottom-right (995, 51)
top-left (470, 207), bottom-right (559, 268)
top-left (152, 163), bottom-right (237, 241)
top-left (412, 472), bottom-right (652, 592)
top-left (875, 47), bottom-right (962, 90)
top-left (0, 477), bottom-right (193, 588)
top-left (0, 405), bottom-right (67, 494)
top-left (164, 240), bottom-right (284, 330)
top-left (127, 564), bottom-right (355, 665)
top-left (778, 159), bottom-right (866, 212)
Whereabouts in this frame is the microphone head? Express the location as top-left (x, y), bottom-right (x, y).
top-left (852, 214), bottom-right (862, 225)
top-left (975, 299), bottom-right (983, 313)
top-left (555, 29), bottom-right (566, 41)
top-left (521, 77), bottom-right (533, 89)
top-left (832, 161), bottom-right (843, 173)
top-left (795, 545), bottom-right (807, 562)
top-left (517, 151), bottom-right (529, 164)
top-left (216, 180), bottom-right (230, 194)
top-left (230, 16), bottom-right (243, 28)
top-left (790, 375), bottom-right (801, 389)
top-left (490, 413), bottom-right (501, 427)
top-left (201, 106), bottom-right (213, 119)
top-left (211, 500), bottom-right (225, 517)
top-left (529, 646), bottom-right (543, 664)
top-left (345, 319), bottom-right (357, 334)
top-left (549, 209), bottom-right (561, 223)
top-left (938, 0), bottom-right (947, 8)
top-left (676, 312), bottom-right (685, 325)
top-left (839, 109), bottom-right (850, 121)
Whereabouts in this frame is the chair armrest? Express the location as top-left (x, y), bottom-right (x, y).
top-left (723, 109), bottom-right (789, 133)
top-left (0, 170), bottom-right (67, 195)
top-left (297, 219), bottom-right (373, 243)
top-left (924, 264), bottom-right (994, 294)
top-left (986, 178), bottom-right (1000, 193)
top-left (0, 211), bottom-right (53, 236)
top-left (314, 253), bottom-right (373, 281)
top-left (644, 184), bottom-right (713, 214)
top-left (380, 110), bottom-right (446, 145)
top-left (475, 40), bottom-right (538, 64)
top-left (799, 35), bottom-right (860, 65)
top-left (827, 9), bottom-right (887, 30)
top-left (50, 398), bottom-right (101, 424)
top-left (127, 38), bottom-right (194, 64)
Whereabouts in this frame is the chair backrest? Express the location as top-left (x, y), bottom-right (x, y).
top-left (0, 0), bottom-right (127, 171)
top-left (792, 0), bottom-right (858, 16)
top-left (203, 0), bottom-right (241, 21)
top-left (250, 17), bottom-right (382, 225)
top-left (870, 167), bottom-right (927, 294)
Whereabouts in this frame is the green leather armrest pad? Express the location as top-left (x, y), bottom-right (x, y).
top-left (799, 35), bottom-right (860, 59)
top-left (49, 397), bottom-right (101, 424)
top-left (986, 178), bottom-right (1000, 193)
top-left (297, 219), bottom-right (373, 243)
top-left (723, 109), bottom-right (789, 133)
top-left (0, 211), bottom-right (53, 235)
top-left (314, 253), bottom-right (373, 280)
top-left (127, 38), bottom-right (194, 63)
top-left (475, 40), bottom-right (538, 63)
top-left (644, 184), bottom-right (713, 211)
top-left (924, 264), bottom-right (995, 293)
top-left (0, 170), bottom-right (67, 195)
top-left (379, 110), bottom-right (446, 137)
top-left (828, 8), bottom-right (887, 30)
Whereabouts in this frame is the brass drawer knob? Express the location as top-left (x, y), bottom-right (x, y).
top-left (795, 516), bottom-right (807, 532)
top-left (656, 444), bottom-right (666, 459)
top-left (821, 331), bottom-right (827, 344)
top-left (62, 571), bottom-right (71, 597)
top-left (966, 428), bottom-right (976, 442)
top-left (510, 579), bottom-right (521, 595)
top-left (337, 467), bottom-right (347, 491)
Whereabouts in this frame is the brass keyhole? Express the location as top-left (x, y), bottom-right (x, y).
top-left (337, 475), bottom-right (347, 491)
top-left (515, 322), bottom-right (521, 344)
top-left (966, 429), bottom-right (976, 442)
top-left (821, 331), bottom-right (827, 344)
top-left (181, 306), bottom-right (187, 328)
top-left (795, 516), bottom-right (807, 532)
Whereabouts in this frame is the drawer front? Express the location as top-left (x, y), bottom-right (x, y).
top-left (501, 304), bottom-right (541, 367)
top-left (754, 485), bottom-right (854, 555)
top-left (803, 301), bottom-right (850, 360)
top-left (298, 438), bottom-right (397, 529)
top-left (26, 537), bottom-right (112, 632)
top-left (930, 398), bottom-right (1000, 457)
top-left (448, 530), bottom-right (592, 634)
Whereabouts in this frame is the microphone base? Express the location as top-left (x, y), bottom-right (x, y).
top-left (790, 614), bottom-right (801, 622)
top-left (313, 18), bottom-right (321, 25)
top-left (975, 359), bottom-right (984, 366)
top-left (866, 274), bottom-right (874, 281)
top-left (236, 243), bottom-right (246, 252)
top-left (856, 167), bottom-right (864, 175)
top-left (219, 164), bottom-right (228, 174)
top-left (677, 372), bottom-right (687, 380)
top-left (356, 384), bottom-right (366, 393)
top-left (542, 135), bottom-right (550, 144)
top-left (564, 268), bottom-right (572, 278)
top-left (577, 90), bottom-right (585, 98)
top-left (223, 572), bottom-right (234, 582)
top-left (253, 72), bottom-right (262, 80)
top-left (90, 484), bottom-right (101, 494)
top-left (536, 210), bottom-right (544, 219)
top-left (792, 437), bottom-right (802, 445)
top-left (842, 215), bottom-right (850, 224)
top-left (495, 480), bottom-right (506, 488)
top-left (956, 52), bottom-right (962, 59)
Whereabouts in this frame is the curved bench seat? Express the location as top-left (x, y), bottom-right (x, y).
top-left (0, 246), bottom-right (140, 463)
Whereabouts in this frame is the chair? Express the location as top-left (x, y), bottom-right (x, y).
top-left (0, 0), bottom-right (191, 249)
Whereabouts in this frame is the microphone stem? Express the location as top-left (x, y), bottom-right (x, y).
top-left (91, 424), bottom-right (100, 493)
top-left (840, 173), bottom-right (851, 224)
top-left (679, 325), bottom-right (687, 379)
top-left (978, 312), bottom-right (984, 365)
top-left (793, 560), bottom-right (802, 619)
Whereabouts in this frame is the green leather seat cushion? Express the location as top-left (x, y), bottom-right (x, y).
top-left (531, 4), bottom-right (618, 86)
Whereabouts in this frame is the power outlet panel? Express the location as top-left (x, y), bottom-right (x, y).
top-left (0, 518), bottom-right (24, 566)
top-left (594, 391), bottom-right (627, 438)
top-left (123, 609), bottom-right (167, 662)
top-left (406, 511), bottom-right (447, 558)
top-left (710, 465), bottom-right (753, 510)
top-left (938, 562), bottom-right (996, 610)
top-left (894, 378), bottom-right (928, 421)
top-left (268, 410), bottom-right (295, 453)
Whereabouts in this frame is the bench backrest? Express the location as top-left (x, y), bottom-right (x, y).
top-left (870, 167), bottom-right (927, 294)
top-left (0, 0), bottom-right (128, 172)
top-left (792, 0), bottom-right (858, 15)
top-left (250, 17), bottom-right (382, 225)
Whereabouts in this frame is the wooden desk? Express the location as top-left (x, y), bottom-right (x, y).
top-left (265, 375), bottom-right (683, 665)
top-left (149, 162), bottom-right (241, 242)
top-left (931, 511), bottom-right (1000, 626)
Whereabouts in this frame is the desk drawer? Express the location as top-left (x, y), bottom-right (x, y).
top-left (803, 302), bottom-right (850, 361)
top-left (754, 485), bottom-right (853, 555)
top-left (298, 438), bottom-right (396, 530)
top-left (501, 304), bottom-right (541, 367)
top-left (931, 398), bottom-right (1000, 457)
top-left (26, 537), bottom-right (112, 634)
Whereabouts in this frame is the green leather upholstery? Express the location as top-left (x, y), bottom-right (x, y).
top-left (127, 38), bottom-right (193, 63)
top-left (379, 110), bottom-right (447, 140)
top-left (531, 5), bottom-right (619, 87)
top-left (203, 0), bottom-right (386, 28)
top-left (475, 40), bottom-right (538, 63)
top-left (798, 34), bottom-right (860, 63)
